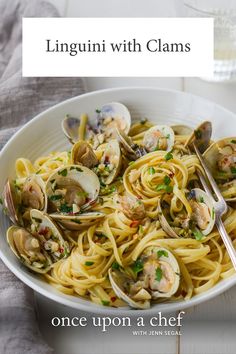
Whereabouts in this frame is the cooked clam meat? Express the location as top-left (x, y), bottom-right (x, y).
top-left (119, 194), bottom-right (146, 220)
top-left (109, 247), bottom-right (180, 309)
top-left (143, 125), bottom-right (175, 152)
top-left (21, 177), bottom-right (45, 210)
top-left (46, 165), bottom-right (100, 213)
top-left (96, 102), bottom-right (131, 138)
top-left (217, 143), bottom-right (236, 175)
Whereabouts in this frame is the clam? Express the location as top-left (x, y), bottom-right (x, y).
top-left (2, 180), bottom-right (22, 225)
top-left (71, 141), bottom-right (98, 168)
top-left (50, 211), bottom-right (105, 230)
top-left (109, 247), bottom-right (180, 309)
top-left (158, 188), bottom-right (216, 238)
top-left (97, 140), bottom-right (122, 185)
top-left (204, 137), bottom-right (236, 201)
top-left (3, 176), bottom-right (47, 226)
top-left (184, 121), bottom-right (212, 153)
top-left (46, 165), bottom-right (100, 213)
top-left (96, 102), bottom-right (131, 138)
top-left (7, 225), bottom-right (52, 273)
top-left (116, 128), bottom-right (147, 160)
top-left (30, 209), bottom-right (70, 261)
top-left (171, 124), bottom-right (193, 136)
top-left (143, 125), bottom-right (175, 152)
top-left (62, 114), bottom-right (94, 144)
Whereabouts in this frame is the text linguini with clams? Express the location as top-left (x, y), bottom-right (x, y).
top-left (2, 102), bottom-right (236, 309)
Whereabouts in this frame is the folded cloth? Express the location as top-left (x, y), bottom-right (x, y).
top-left (0, 1), bottom-right (86, 353)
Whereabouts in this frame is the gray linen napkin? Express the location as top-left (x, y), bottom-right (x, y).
top-left (0, 1), bottom-right (86, 353)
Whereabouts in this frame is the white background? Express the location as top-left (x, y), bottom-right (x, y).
top-left (23, 18), bottom-right (213, 77)
top-left (36, 1), bottom-right (236, 354)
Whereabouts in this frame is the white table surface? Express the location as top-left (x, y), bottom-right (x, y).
top-left (37, 1), bottom-right (236, 353)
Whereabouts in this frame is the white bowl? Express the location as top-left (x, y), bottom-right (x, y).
top-left (1, 87), bottom-right (236, 315)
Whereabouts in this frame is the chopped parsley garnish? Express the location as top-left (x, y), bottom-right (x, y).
top-left (156, 184), bottom-right (173, 193)
top-left (164, 152), bottom-right (173, 161)
top-left (166, 134), bottom-right (170, 139)
top-left (96, 109), bottom-right (101, 114)
top-left (101, 300), bottom-right (110, 306)
top-left (193, 229), bottom-right (204, 241)
top-left (108, 186), bottom-right (116, 194)
top-left (231, 140), bottom-right (236, 144)
top-left (199, 196), bottom-right (204, 203)
top-left (85, 261), bottom-right (94, 266)
top-left (129, 161), bottom-right (135, 166)
top-left (49, 195), bottom-right (63, 201)
top-left (155, 267), bottom-right (163, 282)
top-left (148, 167), bottom-right (155, 175)
top-left (157, 250), bottom-right (168, 258)
top-left (231, 167), bottom-right (236, 174)
top-left (96, 232), bottom-right (107, 238)
top-left (194, 129), bottom-right (202, 139)
top-left (140, 118), bottom-right (147, 125)
top-left (0, 197), bottom-right (3, 205)
top-left (77, 191), bottom-right (88, 197)
top-left (112, 262), bottom-right (120, 270)
top-left (212, 207), bottom-right (215, 219)
top-left (76, 167), bottom-right (83, 172)
top-left (163, 175), bottom-right (171, 185)
top-left (71, 219), bottom-right (82, 224)
top-left (139, 225), bottom-right (144, 233)
top-left (58, 168), bottom-right (68, 177)
top-left (36, 170), bottom-right (42, 175)
top-left (132, 259), bottom-right (144, 275)
top-left (32, 217), bottom-right (42, 223)
top-left (59, 204), bottom-right (73, 213)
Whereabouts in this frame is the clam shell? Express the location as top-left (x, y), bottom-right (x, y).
top-left (108, 268), bottom-right (150, 309)
top-left (71, 141), bottom-right (98, 168)
top-left (98, 102), bottom-right (131, 135)
top-left (143, 125), bottom-right (175, 152)
top-left (100, 140), bottom-right (122, 185)
top-left (2, 179), bottom-right (22, 225)
top-left (185, 121), bottom-right (212, 153)
top-left (50, 211), bottom-right (105, 230)
top-left (204, 137), bottom-right (236, 201)
top-left (46, 165), bottom-right (100, 211)
top-left (143, 246), bottom-right (180, 299)
top-left (7, 225), bottom-right (52, 274)
top-left (30, 209), bottom-right (70, 261)
top-left (171, 124), bottom-right (193, 136)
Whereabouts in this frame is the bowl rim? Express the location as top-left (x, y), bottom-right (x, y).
top-left (1, 86), bottom-right (236, 315)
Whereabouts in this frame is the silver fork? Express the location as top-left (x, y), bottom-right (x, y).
top-left (193, 141), bottom-right (236, 270)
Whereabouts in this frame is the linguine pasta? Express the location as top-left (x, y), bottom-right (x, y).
top-left (4, 114), bottom-right (236, 309)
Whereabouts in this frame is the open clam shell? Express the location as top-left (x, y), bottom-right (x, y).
top-left (108, 268), bottom-right (151, 309)
top-left (142, 246), bottom-right (180, 299)
top-left (2, 179), bottom-right (22, 225)
top-left (203, 137), bottom-right (236, 201)
top-left (143, 125), bottom-right (175, 152)
top-left (50, 211), bottom-right (105, 230)
top-left (99, 140), bottom-right (122, 185)
top-left (158, 188), bottom-right (215, 238)
top-left (7, 225), bottom-right (52, 273)
top-left (2, 176), bottom-right (47, 226)
top-left (116, 128), bottom-right (146, 160)
top-left (46, 165), bottom-right (100, 213)
top-left (185, 121), bottom-right (212, 153)
top-left (71, 141), bottom-right (98, 168)
top-left (171, 124), bottom-right (193, 136)
top-left (96, 102), bottom-right (131, 137)
top-left (108, 247), bottom-right (180, 309)
top-left (30, 209), bottom-right (70, 261)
